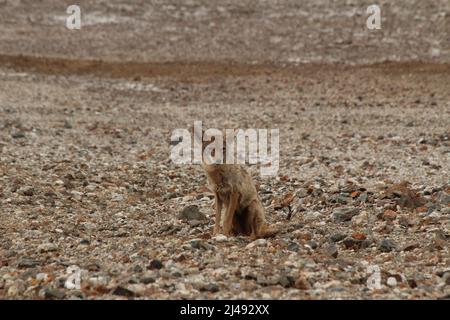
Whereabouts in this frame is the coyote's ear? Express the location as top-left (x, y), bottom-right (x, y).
top-left (192, 126), bottom-right (204, 143)
top-left (224, 128), bottom-right (235, 140)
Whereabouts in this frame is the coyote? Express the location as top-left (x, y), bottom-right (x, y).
top-left (194, 128), bottom-right (278, 239)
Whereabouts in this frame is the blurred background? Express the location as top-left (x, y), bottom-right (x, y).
top-left (0, 0), bottom-right (449, 64)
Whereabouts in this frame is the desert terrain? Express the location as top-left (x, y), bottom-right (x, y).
top-left (0, 0), bottom-right (449, 299)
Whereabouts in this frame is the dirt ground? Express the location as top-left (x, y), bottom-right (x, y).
top-left (0, 1), bottom-right (449, 300)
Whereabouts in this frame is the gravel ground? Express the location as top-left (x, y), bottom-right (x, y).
top-left (0, 1), bottom-right (449, 300)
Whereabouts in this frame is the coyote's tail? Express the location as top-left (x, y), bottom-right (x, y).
top-left (259, 223), bottom-right (279, 238)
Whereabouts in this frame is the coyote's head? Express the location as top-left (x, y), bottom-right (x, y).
top-left (193, 126), bottom-right (233, 168)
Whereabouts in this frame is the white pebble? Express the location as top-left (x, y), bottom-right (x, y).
top-left (387, 277), bottom-right (397, 287)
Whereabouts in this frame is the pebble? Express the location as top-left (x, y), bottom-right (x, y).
top-left (436, 191), bottom-right (450, 205)
top-left (351, 211), bottom-right (367, 225)
top-left (295, 276), bottom-right (311, 290)
top-left (378, 239), bottom-right (397, 252)
top-left (44, 288), bottom-right (66, 299)
top-left (7, 280), bottom-right (26, 296)
top-left (278, 275), bottom-right (295, 288)
top-left (80, 239), bottom-right (90, 245)
top-left (305, 211), bottom-right (321, 221)
top-left (325, 244), bottom-right (339, 258)
top-left (330, 233), bottom-right (347, 243)
top-left (343, 237), bottom-right (363, 250)
top-left (18, 258), bottom-right (40, 269)
top-left (387, 277), bottom-right (397, 287)
top-left (88, 276), bottom-right (109, 287)
top-left (111, 193), bottom-right (124, 201)
top-left (11, 132), bottom-right (26, 139)
top-left (140, 276), bottom-right (156, 284)
top-left (286, 241), bottom-right (301, 252)
top-left (36, 273), bottom-right (48, 282)
top-left (212, 234), bottom-right (229, 242)
top-left (199, 283), bottom-right (220, 293)
top-left (18, 186), bottom-right (34, 197)
top-left (189, 239), bottom-right (213, 250)
top-left (305, 240), bottom-right (318, 250)
top-left (246, 239), bottom-right (267, 249)
top-left (332, 207), bottom-right (360, 222)
top-left (382, 209), bottom-right (397, 221)
top-left (148, 259), bottom-right (164, 270)
top-left (38, 243), bottom-right (58, 253)
top-left (179, 205), bottom-right (207, 221)
top-left (112, 286), bottom-right (135, 297)
top-left (442, 272), bottom-right (450, 286)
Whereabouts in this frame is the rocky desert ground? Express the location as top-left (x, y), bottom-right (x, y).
top-left (0, 0), bottom-right (449, 300)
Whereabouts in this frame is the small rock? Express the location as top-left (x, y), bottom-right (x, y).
top-left (256, 276), bottom-right (278, 287)
top-left (12, 132), bottom-right (25, 139)
top-left (246, 238), bottom-right (267, 249)
top-left (402, 243), bottom-right (419, 251)
top-left (7, 280), bottom-right (26, 296)
top-left (63, 120), bottom-right (72, 129)
top-left (178, 205), bottom-right (207, 221)
top-left (351, 232), bottom-right (367, 240)
top-left (199, 283), bottom-right (219, 293)
top-left (330, 233), bottom-right (346, 243)
top-left (212, 234), bottom-right (228, 242)
top-left (382, 209), bottom-right (397, 221)
top-left (88, 276), bottom-right (109, 287)
top-left (38, 243), bottom-right (58, 253)
top-left (111, 193), bottom-right (124, 201)
top-left (295, 188), bottom-right (308, 198)
top-left (294, 277), bottom-right (311, 290)
top-left (67, 290), bottom-right (84, 300)
top-left (188, 219), bottom-right (204, 227)
top-left (148, 259), bottom-right (163, 270)
top-left (18, 186), bottom-right (34, 197)
top-left (18, 258), bottom-right (40, 269)
top-left (286, 241), bottom-right (300, 252)
top-left (378, 239), bottom-right (397, 252)
top-left (133, 265), bottom-right (143, 273)
top-left (343, 237), bottom-right (363, 250)
top-left (442, 272), bottom-right (450, 285)
top-left (79, 239), bottom-right (90, 245)
top-left (384, 182), bottom-right (425, 209)
top-left (140, 276), bottom-right (155, 284)
top-left (332, 207), bottom-right (360, 222)
top-left (44, 288), bottom-right (66, 299)
top-left (325, 244), bottom-right (338, 258)
top-left (86, 263), bottom-right (101, 272)
top-left (112, 286), bottom-right (135, 297)
top-left (356, 193), bottom-right (368, 202)
top-left (398, 215), bottom-right (415, 227)
top-left (36, 273), bottom-right (48, 282)
top-left (304, 211), bottom-right (321, 221)
top-left (189, 239), bottom-right (212, 250)
top-left (305, 240), bottom-right (318, 250)
top-left (126, 284), bottom-right (146, 296)
top-left (436, 191), bottom-right (450, 206)
top-left (387, 277), bottom-right (397, 287)
top-left (351, 214), bottom-right (367, 225)
top-left (278, 275), bottom-right (295, 288)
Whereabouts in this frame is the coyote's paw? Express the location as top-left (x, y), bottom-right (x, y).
top-left (212, 226), bottom-right (222, 236)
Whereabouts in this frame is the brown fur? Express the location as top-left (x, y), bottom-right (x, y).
top-left (195, 128), bottom-right (278, 239)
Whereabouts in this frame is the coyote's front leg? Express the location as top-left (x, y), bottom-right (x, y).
top-left (223, 192), bottom-right (239, 236)
top-left (213, 193), bottom-right (222, 235)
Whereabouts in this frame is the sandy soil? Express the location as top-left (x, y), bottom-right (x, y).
top-left (0, 0), bottom-right (449, 300)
